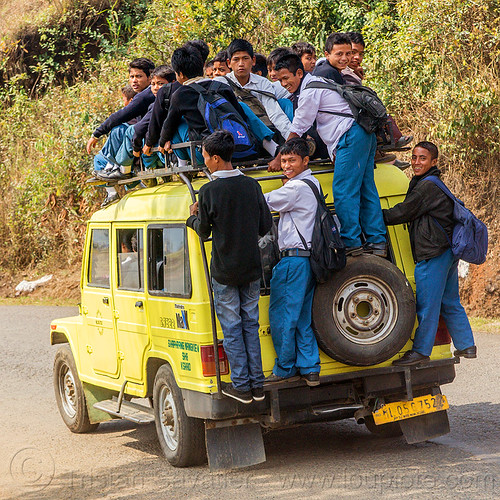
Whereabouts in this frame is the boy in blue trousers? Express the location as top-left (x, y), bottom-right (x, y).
top-left (384, 142), bottom-right (476, 365)
top-left (264, 138), bottom-right (321, 386)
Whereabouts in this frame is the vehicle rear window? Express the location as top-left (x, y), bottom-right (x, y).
top-left (88, 228), bottom-right (110, 288)
top-left (117, 229), bottom-right (144, 290)
top-left (148, 226), bottom-right (191, 297)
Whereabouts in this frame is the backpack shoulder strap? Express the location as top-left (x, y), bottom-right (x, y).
top-left (301, 178), bottom-right (326, 205)
top-left (424, 176), bottom-right (456, 201)
top-left (304, 79), bottom-right (342, 92)
top-left (189, 82), bottom-right (208, 95)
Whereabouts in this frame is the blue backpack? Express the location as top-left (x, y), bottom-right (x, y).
top-left (190, 81), bottom-right (259, 160)
top-left (425, 176), bottom-right (488, 265)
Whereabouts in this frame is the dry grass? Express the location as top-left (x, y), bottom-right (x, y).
top-left (0, 0), bottom-right (52, 38)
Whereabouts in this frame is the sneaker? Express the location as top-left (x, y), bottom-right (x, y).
top-left (97, 169), bottom-right (131, 181)
top-left (345, 246), bottom-right (364, 257)
top-left (100, 192), bottom-right (119, 208)
top-left (302, 372), bottom-right (320, 387)
top-left (251, 387), bottom-right (265, 401)
top-left (221, 382), bottom-right (253, 404)
top-left (375, 152), bottom-right (397, 164)
top-left (264, 373), bottom-right (300, 384)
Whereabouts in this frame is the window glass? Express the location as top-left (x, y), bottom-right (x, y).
top-left (117, 229), bottom-right (143, 290)
top-left (88, 229), bottom-right (110, 287)
top-left (148, 226), bottom-right (191, 296)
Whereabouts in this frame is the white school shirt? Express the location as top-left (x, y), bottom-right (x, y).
top-left (214, 72), bottom-right (292, 139)
top-left (264, 169), bottom-right (319, 251)
top-left (290, 73), bottom-right (355, 159)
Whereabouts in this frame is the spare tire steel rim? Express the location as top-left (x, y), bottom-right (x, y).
top-left (332, 275), bottom-right (398, 345)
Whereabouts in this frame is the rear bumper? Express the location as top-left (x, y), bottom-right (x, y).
top-left (182, 357), bottom-right (459, 422)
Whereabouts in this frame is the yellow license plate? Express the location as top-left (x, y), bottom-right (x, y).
top-left (372, 394), bottom-right (449, 425)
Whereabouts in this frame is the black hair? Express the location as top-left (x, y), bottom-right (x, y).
top-left (252, 53), bottom-right (268, 77)
top-left (205, 59), bottom-right (214, 68)
top-left (171, 46), bottom-right (204, 79)
top-left (414, 141), bottom-right (439, 160)
top-left (213, 50), bottom-right (229, 64)
top-left (290, 41), bottom-right (316, 57)
top-left (280, 137), bottom-right (309, 159)
top-left (184, 39), bottom-right (210, 63)
top-left (227, 39), bottom-right (254, 59)
top-left (325, 33), bottom-right (353, 53)
top-left (346, 32), bottom-right (365, 48)
top-left (274, 53), bottom-right (304, 75)
top-left (152, 65), bottom-right (176, 82)
top-left (267, 47), bottom-right (292, 68)
top-left (202, 130), bottom-right (235, 162)
top-left (129, 58), bottom-right (155, 77)
top-left (121, 84), bottom-right (136, 100)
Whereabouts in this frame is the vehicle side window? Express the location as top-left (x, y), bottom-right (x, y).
top-left (148, 226), bottom-right (191, 297)
top-left (88, 228), bottom-right (110, 288)
top-left (117, 229), bottom-right (144, 290)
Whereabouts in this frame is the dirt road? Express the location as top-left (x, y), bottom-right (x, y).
top-left (0, 306), bottom-right (498, 499)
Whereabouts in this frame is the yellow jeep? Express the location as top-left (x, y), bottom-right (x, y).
top-left (51, 160), bottom-right (458, 470)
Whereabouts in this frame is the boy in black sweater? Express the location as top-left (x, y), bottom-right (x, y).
top-left (312, 32), bottom-right (351, 84)
top-left (186, 131), bottom-right (273, 404)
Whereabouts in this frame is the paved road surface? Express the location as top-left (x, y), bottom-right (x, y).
top-left (0, 306), bottom-right (498, 499)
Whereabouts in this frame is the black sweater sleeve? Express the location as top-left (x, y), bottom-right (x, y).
top-left (159, 89), bottom-right (185, 145)
top-left (312, 60), bottom-right (345, 84)
top-left (132, 103), bottom-right (154, 152)
top-left (146, 81), bottom-right (181, 147)
top-left (93, 87), bottom-right (155, 138)
top-left (186, 188), bottom-right (213, 240)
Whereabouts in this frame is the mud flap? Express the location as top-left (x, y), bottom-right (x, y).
top-left (400, 410), bottom-right (450, 444)
top-left (205, 421), bottom-right (266, 471)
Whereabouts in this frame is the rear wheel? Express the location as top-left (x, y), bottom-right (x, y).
top-left (153, 364), bottom-right (206, 467)
top-left (53, 345), bottom-right (99, 433)
top-left (313, 255), bottom-right (416, 366)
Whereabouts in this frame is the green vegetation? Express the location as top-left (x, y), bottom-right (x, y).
top-left (0, 0), bottom-right (498, 315)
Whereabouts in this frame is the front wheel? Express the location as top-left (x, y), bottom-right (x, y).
top-left (153, 364), bottom-right (206, 467)
top-left (53, 345), bottom-right (99, 433)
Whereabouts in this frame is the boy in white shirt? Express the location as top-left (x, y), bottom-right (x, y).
top-left (264, 138), bottom-right (321, 386)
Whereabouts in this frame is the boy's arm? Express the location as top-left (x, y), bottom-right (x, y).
top-left (159, 92), bottom-right (184, 148)
top-left (264, 182), bottom-right (298, 213)
top-left (92, 87), bottom-right (155, 140)
top-left (289, 88), bottom-right (321, 138)
top-left (132, 105), bottom-right (154, 153)
top-left (257, 79), bottom-right (292, 139)
top-left (383, 189), bottom-right (426, 226)
top-left (186, 191), bottom-right (213, 240)
top-left (257, 185), bottom-right (273, 236)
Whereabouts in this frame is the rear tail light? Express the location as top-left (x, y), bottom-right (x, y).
top-left (434, 316), bottom-right (452, 345)
top-left (201, 344), bottom-right (229, 376)
top-left (51, 324), bottom-right (57, 330)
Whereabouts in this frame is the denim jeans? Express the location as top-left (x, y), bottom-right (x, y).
top-left (115, 124), bottom-right (164, 170)
top-left (333, 122), bottom-right (386, 247)
top-left (412, 248), bottom-right (475, 356)
top-left (212, 278), bottom-right (264, 392)
top-left (93, 124), bottom-right (130, 171)
top-left (269, 257), bottom-right (320, 377)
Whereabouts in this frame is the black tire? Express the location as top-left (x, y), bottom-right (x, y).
top-left (153, 364), bottom-right (206, 467)
top-left (313, 254), bottom-right (415, 366)
top-left (53, 345), bottom-right (99, 433)
top-left (364, 415), bottom-right (403, 437)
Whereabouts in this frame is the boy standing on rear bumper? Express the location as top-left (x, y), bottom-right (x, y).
top-left (264, 138), bottom-right (321, 386)
top-left (187, 131), bottom-right (273, 404)
top-left (384, 142), bottom-right (476, 365)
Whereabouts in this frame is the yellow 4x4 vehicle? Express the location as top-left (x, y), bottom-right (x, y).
top-left (51, 160), bottom-right (458, 470)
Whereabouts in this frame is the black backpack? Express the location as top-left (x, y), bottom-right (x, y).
top-left (304, 78), bottom-right (388, 134)
top-left (294, 179), bottom-right (346, 283)
top-left (189, 81), bottom-right (259, 160)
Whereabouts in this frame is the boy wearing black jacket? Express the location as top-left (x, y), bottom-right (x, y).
top-left (186, 131), bottom-right (273, 403)
top-left (384, 142), bottom-right (476, 365)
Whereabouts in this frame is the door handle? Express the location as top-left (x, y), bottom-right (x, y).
top-left (135, 301), bottom-right (143, 308)
top-left (102, 297), bottom-right (109, 305)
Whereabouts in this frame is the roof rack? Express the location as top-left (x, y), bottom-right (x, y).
top-left (87, 140), bottom-right (335, 187)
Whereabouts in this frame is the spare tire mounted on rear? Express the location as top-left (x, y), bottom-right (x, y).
top-left (312, 255), bottom-right (416, 366)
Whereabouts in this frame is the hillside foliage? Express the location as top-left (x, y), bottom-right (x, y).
top-left (0, 0), bottom-right (498, 313)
